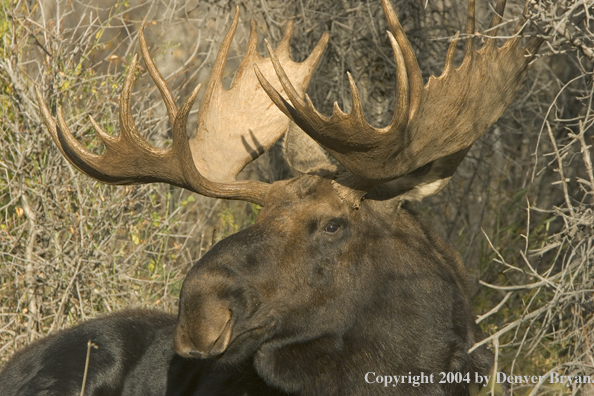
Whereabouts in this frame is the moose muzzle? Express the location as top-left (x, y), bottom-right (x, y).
top-left (174, 297), bottom-right (233, 359)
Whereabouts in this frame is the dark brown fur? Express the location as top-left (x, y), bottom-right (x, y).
top-left (0, 310), bottom-right (287, 396)
top-left (175, 175), bottom-right (493, 395)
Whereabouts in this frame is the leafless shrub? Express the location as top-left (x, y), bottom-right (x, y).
top-left (466, 1), bottom-right (594, 394)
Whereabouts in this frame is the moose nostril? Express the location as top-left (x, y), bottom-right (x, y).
top-left (209, 315), bottom-right (232, 356)
top-left (188, 350), bottom-right (204, 358)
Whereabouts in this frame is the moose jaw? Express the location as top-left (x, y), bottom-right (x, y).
top-left (3, 0), bottom-right (542, 395)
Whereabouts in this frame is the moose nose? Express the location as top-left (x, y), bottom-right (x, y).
top-left (174, 305), bottom-right (233, 359)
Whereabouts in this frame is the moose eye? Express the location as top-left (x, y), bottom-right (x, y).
top-left (324, 222), bottom-right (340, 233)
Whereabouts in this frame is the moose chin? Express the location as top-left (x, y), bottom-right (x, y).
top-left (1, 0), bottom-right (541, 394)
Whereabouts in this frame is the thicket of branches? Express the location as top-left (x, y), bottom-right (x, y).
top-left (0, 0), bottom-right (592, 394)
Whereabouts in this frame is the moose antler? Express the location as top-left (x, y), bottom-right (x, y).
top-left (256, 0), bottom-right (542, 200)
top-left (37, 9), bottom-right (328, 206)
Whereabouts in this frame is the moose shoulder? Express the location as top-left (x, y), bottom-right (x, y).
top-left (2, 0), bottom-right (541, 394)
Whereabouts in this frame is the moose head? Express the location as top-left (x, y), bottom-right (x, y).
top-left (35, 0), bottom-right (541, 394)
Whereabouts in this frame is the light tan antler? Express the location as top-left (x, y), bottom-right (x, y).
top-left (191, 17), bottom-right (328, 182)
top-left (37, 9), bottom-right (328, 206)
top-left (257, 0), bottom-right (542, 200)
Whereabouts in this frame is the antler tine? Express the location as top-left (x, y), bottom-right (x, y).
top-left (261, 39), bottom-right (312, 116)
top-left (254, 21), bottom-right (328, 121)
top-left (346, 72), bottom-right (365, 122)
top-left (443, 32), bottom-right (461, 75)
top-left (258, 26), bottom-right (329, 127)
top-left (254, 63), bottom-right (294, 121)
top-left (262, 28), bottom-right (411, 135)
top-left (171, 83), bottom-right (202, 158)
top-left (485, 0), bottom-right (542, 55)
top-left (38, 56), bottom-right (168, 184)
top-left (464, 0), bottom-right (476, 57)
top-left (513, 1), bottom-right (530, 38)
top-left (139, 27), bottom-right (177, 123)
top-left (199, 8), bottom-right (239, 106)
top-left (257, 40), bottom-right (332, 141)
top-left (380, 0), bottom-right (422, 120)
top-left (118, 55), bottom-right (159, 154)
top-left (387, 30), bottom-right (410, 133)
top-left (506, 0), bottom-right (536, 49)
top-left (277, 20), bottom-right (293, 57)
top-left (89, 115), bottom-right (117, 145)
top-left (485, 0), bottom-right (507, 44)
top-left (494, 1), bottom-right (543, 56)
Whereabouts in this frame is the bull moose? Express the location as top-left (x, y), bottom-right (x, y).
top-left (0, 0), bottom-right (541, 394)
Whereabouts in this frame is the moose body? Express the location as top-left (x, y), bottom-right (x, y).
top-left (2, 0), bottom-right (542, 394)
top-left (0, 310), bottom-right (286, 396)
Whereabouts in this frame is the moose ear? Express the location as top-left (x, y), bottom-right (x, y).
top-left (366, 147), bottom-right (470, 202)
top-left (283, 122), bottom-right (337, 175)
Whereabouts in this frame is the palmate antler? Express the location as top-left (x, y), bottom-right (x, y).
top-left (36, 9), bottom-right (328, 206)
top-left (257, 0), bottom-right (543, 201)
